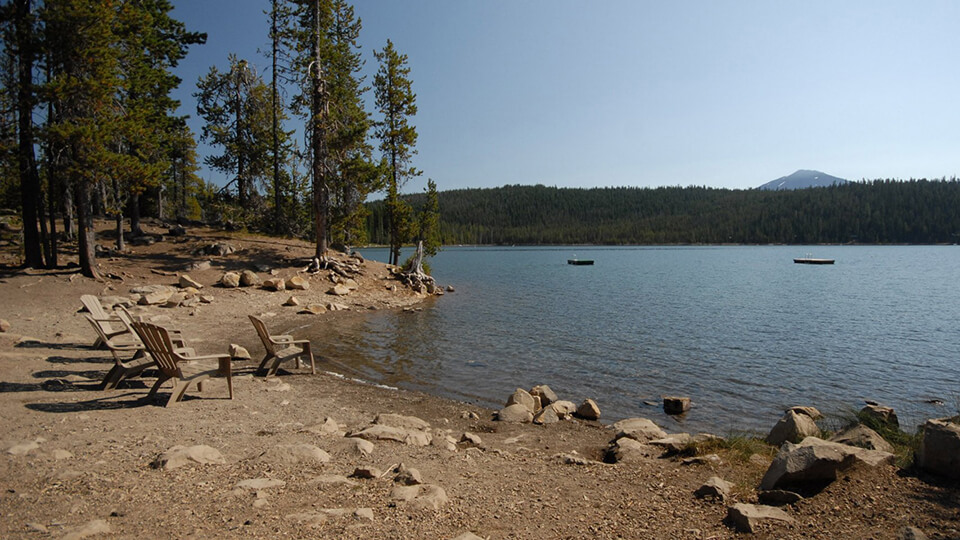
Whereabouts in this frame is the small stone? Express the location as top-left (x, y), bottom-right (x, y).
top-left (240, 270), bottom-right (261, 287)
top-left (0, 318), bottom-right (11, 332)
top-left (236, 478), bottom-right (286, 490)
top-left (575, 398), bottom-right (601, 420)
top-left (199, 295), bottom-right (214, 303)
top-left (726, 503), bottom-right (795, 533)
top-left (766, 410), bottom-right (820, 446)
top-left (758, 489), bottom-right (804, 506)
top-left (506, 388), bottom-right (537, 413)
top-left (530, 384), bottom-right (558, 406)
top-left (298, 304), bottom-right (326, 315)
top-left (229, 344), bottom-right (251, 360)
top-left (787, 406), bottom-right (823, 420)
top-left (179, 275), bottom-right (203, 289)
top-left (62, 519), bottom-right (111, 540)
top-left (460, 432), bottom-right (483, 446)
top-left (550, 400), bottom-right (577, 418)
top-left (287, 276), bottom-right (309, 290)
top-left (7, 440), bottom-right (40, 456)
top-left (612, 417), bottom-right (667, 443)
top-left (694, 476), bottom-right (733, 501)
top-left (533, 406), bottom-right (559, 425)
top-left (663, 396), bottom-right (691, 415)
top-left (445, 285), bottom-right (455, 293)
top-left (139, 290), bottom-right (174, 305)
top-left (394, 465), bottom-right (423, 486)
top-left (219, 272), bottom-right (240, 288)
top-left (153, 445), bottom-right (225, 470)
top-left (163, 292), bottom-right (185, 307)
top-left (262, 277), bottom-right (285, 291)
top-left (257, 444), bottom-right (330, 465)
top-left (860, 403), bottom-right (900, 429)
top-left (350, 466), bottom-right (382, 479)
top-left (329, 284), bottom-right (352, 296)
top-left (899, 526), bottom-right (931, 540)
top-left (283, 296), bottom-right (300, 306)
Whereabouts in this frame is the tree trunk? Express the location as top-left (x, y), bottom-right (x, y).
top-left (311, 0), bottom-right (328, 258)
top-left (62, 181), bottom-right (75, 239)
top-left (271, 0), bottom-right (282, 233)
top-left (112, 176), bottom-right (124, 251)
top-left (129, 191), bottom-right (142, 234)
top-left (16, 0), bottom-right (44, 268)
top-left (76, 180), bottom-right (100, 279)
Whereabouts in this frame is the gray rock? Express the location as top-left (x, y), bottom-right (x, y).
top-left (298, 304), bottom-right (326, 315)
top-left (257, 444), bottom-right (331, 465)
top-left (62, 519), bottom-right (111, 540)
top-left (530, 384), bottom-right (559, 406)
top-left (575, 398), bottom-right (601, 420)
top-left (612, 417), bottom-right (667, 443)
top-left (758, 489), bottom-right (804, 506)
top-left (917, 418), bottom-right (960, 480)
top-left (179, 275), bottom-right (203, 289)
top-left (343, 438), bottom-right (374, 457)
top-left (153, 445), bottom-right (225, 470)
top-left (898, 526), bottom-right (930, 540)
top-left (240, 270), bottom-right (260, 287)
top-left (506, 388), bottom-right (537, 413)
top-left (283, 296), bottom-right (300, 306)
top-left (229, 344), bottom-right (251, 360)
top-left (394, 465), bottom-right (423, 485)
top-left (236, 478), bottom-right (286, 490)
top-left (787, 406), bottom-right (823, 420)
top-left (348, 424), bottom-right (432, 446)
top-left (829, 424), bottom-right (895, 453)
top-left (262, 277), bottom-right (285, 291)
top-left (694, 476), bottom-right (733, 501)
top-left (663, 396), bottom-right (691, 415)
top-left (393, 484), bottom-right (448, 510)
top-left (726, 503), bottom-right (795, 533)
top-left (129, 284), bottom-right (174, 295)
top-left (860, 403), bottom-right (900, 429)
top-left (163, 292), bottom-right (185, 307)
top-left (759, 437), bottom-right (895, 491)
top-left (649, 433), bottom-right (693, 454)
top-left (328, 284), bottom-right (352, 296)
top-left (187, 260), bottom-right (212, 271)
top-left (497, 404), bottom-right (533, 423)
top-left (607, 437), bottom-right (660, 463)
top-left (7, 440), bottom-right (40, 455)
top-left (551, 400), bottom-right (577, 418)
top-left (139, 290), bottom-right (174, 305)
top-left (219, 272), bottom-right (240, 288)
top-left (533, 406), bottom-right (559, 425)
top-left (766, 410), bottom-right (820, 446)
top-left (460, 432), bottom-right (483, 446)
top-left (350, 466), bottom-right (382, 479)
top-left (287, 276), bottom-right (309, 290)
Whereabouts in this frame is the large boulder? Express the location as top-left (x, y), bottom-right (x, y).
top-left (860, 403), bottom-right (899, 429)
top-left (766, 410), bottom-right (820, 446)
top-left (497, 404), bottom-right (533, 423)
top-left (575, 399), bottom-right (601, 421)
top-left (760, 437), bottom-right (895, 491)
top-left (663, 396), bottom-right (691, 415)
top-left (828, 424), bottom-right (895, 453)
top-left (916, 418), bottom-right (960, 480)
top-left (240, 270), bottom-right (261, 287)
top-left (530, 385), bottom-right (558, 407)
top-left (611, 417), bottom-right (667, 443)
top-left (607, 437), bottom-right (660, 463)
top-left (506, 388), bottom-right (537, 414)
top-left (695, 476), bottom-right (733, 501)
top-left (219, 272), bottom-right (240, 288)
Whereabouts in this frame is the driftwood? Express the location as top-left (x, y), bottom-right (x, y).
top-left (306, 254), bottom-right (362, 279)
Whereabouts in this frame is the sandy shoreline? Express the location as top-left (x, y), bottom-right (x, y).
top-left (1, 223), bottom-right (958, 538)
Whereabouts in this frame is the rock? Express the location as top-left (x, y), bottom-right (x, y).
top-left (7, 440), bottom-right (40, 455)
top-left (344, 437), bottom-right (375, 457)
top-left (787, 406), bottom-right (823, 420)
top-left (51, 449), bottom-right (73, 460)
top-left (391, 484), bottom-right (448, 510)
top-left (550, 400), bottom-right (577, 418)
top-left (394, 465), bottom-right (423, 485)
top-left (343, 278), bottom-right (359, 290)
top-left (726, 503), bottom-right (795, 533)
top-left (682, 454), bottom-right (722, 466)
top-left (766, 410), bottom-right (820, 446)
top-left (153, 445), bottom-right (226, 470)
top-left (187, 260), bottom-right (212, 271)
top-left (219, 272), bottom-right (240, 288)
top-left (229, 344), bottom-right (251, 360)
top-left (694, 476), bottom-right (733, 501)
top-left (0, 318), bottom-right (11, 332)
top-left (302, 417), bottom-right (343, 436)
top-left (533, 406), bottom-right (559, 425)
top-left (350, 466), bottom-right (382, 479)
top-left (374, 413), bottom-right (431, 431)
top-left (446, 285), bottom-right (456, 293)
top-left (575, 398), bottom-right (601, 420)
top-left (917, 418), bottom-right (960, 480)
top-left (179, 275), bottom-right (202, 289)
top-left (326, 302), bottom-right (350, 311)
top-left (98, 296), bottom-right (134, 309)
top-left (287, 276), bottom-right (309, 290)
top-left (556, 452), bottom-right (601, 465)
top-left (497, 404), bottom-right (533, 423)
top-left (451, 533), bottom-right (484, 540)
top-left (240, 270), bottom-right (261, 287)
top-left (506, 388), bottom-right (537, 413)
top-left (899, 526), bottom-right (931, 540)
top-left (129, 284), bottom-right (173, 295)
top-left (649, 433), bottom-right (693, 454)
top-left (328, 284), bottom-right (352, 296)
top-left (62, 519), bottom-right (111, 540)
top-left (663, 396), bottom-right (691, 415)
top-left (283, 296), bottom-right (300, 306)
top-left (860, 403), bottom-right (900, 429)
top-left (530, 384), bottom-right (558, 406)
top-left (607, 437), bottom-right (660, 463)
top-left (759, 437), bottom-right (895, 491)
top-left (199, 295), bottom-right (214, 303)
top-left (167, 224), bottom-right (186, 236)
top-left (139, 290), bottom-right (174, 305)
top-left (348, 424), bottom-right (432, 446)
top-left (612, 417), bottom-right (667, 443)
top-left (258, 444), bottom-right (331, 465)
top-left (199, 242), bottom-right (235, 256)
top-left (262, 277), bottom-right (285, 291)
top-left (236, 478), bottom-right (286, 490)
top-left (460, 432), bottom-right (483, 447)
top-left (163, 292), bottom-right (185, 307)
top-left (308, 474), bottom-right (359, 487)
top-left (298, 304), bottom-right (327, 315)
top-left (758, 489), bottom-right (804, 506)
top-left (829, 424), bottom-right (895, 453)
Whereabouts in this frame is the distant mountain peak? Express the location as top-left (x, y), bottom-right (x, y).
top-left (758, 170), bottom-right (849, 190)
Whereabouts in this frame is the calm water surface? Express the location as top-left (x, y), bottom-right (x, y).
top-left (300, 246), bottom-right (960, 433)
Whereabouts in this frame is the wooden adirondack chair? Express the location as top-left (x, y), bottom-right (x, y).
top-left (248, 315), bottom-right (316, 377)
top-left (80, 295), bottom-right (127, 348)
top-left (114, 306), bottom-right (186, 348)
top-left (130, 321), bottom-right (233, 407)
top-left (84, 315), bottom-right (153, 390)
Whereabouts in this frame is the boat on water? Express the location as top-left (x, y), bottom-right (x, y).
top-left (568, 259), bottom-right (594, 265)
top-left (794, 257), bottom-right (834, 265)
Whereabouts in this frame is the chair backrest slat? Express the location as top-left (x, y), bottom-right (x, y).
top-left (80, 295), bottom-right (110, 319)
top-left (248, 316), bottom-right (276, 355)
top-left (131, 322), bottom-right (180, 376)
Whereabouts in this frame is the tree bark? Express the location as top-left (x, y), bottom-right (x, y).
top-left (15, 0), bottom-right (44, 268)
top-left (311, 0), bottom-right (328, 258)
top-left (76, 179), bottom-right (100, 279)
top-left (129, 191), bottom-right (141, 234)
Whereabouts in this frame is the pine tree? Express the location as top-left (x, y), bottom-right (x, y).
top-left (373, 39), bottom-right (419, 266)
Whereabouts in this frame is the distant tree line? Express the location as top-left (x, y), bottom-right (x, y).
top-left (366, 179), bottom-right (960, 245)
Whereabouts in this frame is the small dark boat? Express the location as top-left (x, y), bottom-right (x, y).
top-left (567, 259), bottom-right (594, 266)
top-left (794, 257), bottom-right (834, 265)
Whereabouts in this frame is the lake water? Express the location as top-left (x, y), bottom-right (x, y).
top-left (301, 246), bottom-right (960, 434)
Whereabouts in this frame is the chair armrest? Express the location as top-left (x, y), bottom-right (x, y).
top-left (174, 347), bottom-right (197, 356)
top-left (179, 353), bottom-right (232, 362)
top-left (270, 334), bottom-right (295, 343)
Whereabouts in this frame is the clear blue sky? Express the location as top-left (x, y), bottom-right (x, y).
top-left (170, 0), bottom-right (960, 193)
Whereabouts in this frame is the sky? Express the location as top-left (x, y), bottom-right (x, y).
top-left (169, 0), bottom-right (960, 194)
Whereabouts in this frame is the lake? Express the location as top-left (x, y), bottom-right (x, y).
top-left (300, 245), bottom-right (960, 434)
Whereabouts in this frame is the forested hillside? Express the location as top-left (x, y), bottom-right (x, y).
top-left (366, 179), bottom-right (960, 245)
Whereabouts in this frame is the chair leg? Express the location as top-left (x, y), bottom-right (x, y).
top-left (149, 374), bottom-right (171, 397)
top-left (226, 374), bottom-right (233, 399)
top-left (266, 357), bottom-right (282, 378)
top-left (100, 364), bottom-right (122, 390)
top-left (257, 353), bottom-right (275, 375)
top-left (167, 380), bottom-right (191, 407)
top-left (306, 346), bottom-right (316, 375)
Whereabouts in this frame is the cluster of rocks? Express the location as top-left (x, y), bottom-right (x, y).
top-left (494, 385), bottom-right (599, 424)
top-left (605, 417), bottom-right (718, 464)
top-left (128, 278), bottom-right (213, 308)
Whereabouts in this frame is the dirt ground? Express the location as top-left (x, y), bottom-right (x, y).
top-left (0, 220), bottom-right (958, 539)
